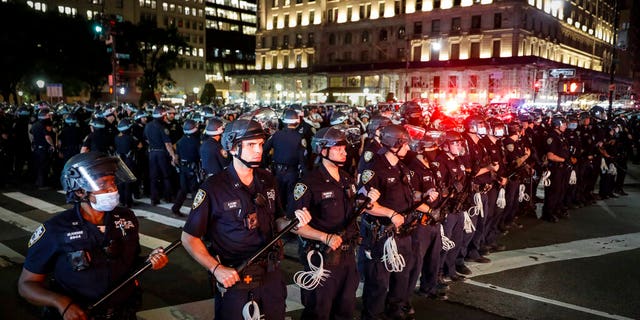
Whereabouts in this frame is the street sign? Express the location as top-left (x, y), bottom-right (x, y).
top-left (549, 68), bottom-right (576, 78)
top-left (46, 84), bottom-right (63, 98)
top-left (115, 53), bottom-right (130, 60)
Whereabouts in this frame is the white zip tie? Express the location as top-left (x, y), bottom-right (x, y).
top-left (382, 236), bottom-right (405, 272)
top-left (467, 192), bottom-right (484, 217)
top-left (293, 250), bottom-right (331, 291)
top-left (463, 210), bottom-right (475, 233)
top-left (600, 158), bottom-right (608, 173)
top-left (496, 187), bottom-right (506, 209)
top-left (242, 300), bottom-right (262, 320)
top-left (440, 224), bottom-right (455, 251)
top-left (608, 163), bottom-right (617, 176)
top-left (541, 170), bottom-right (551, 187)
top-left (569, 170), bottom-right (577, 185)
top-left (518, 184), bottom-right (530, 202)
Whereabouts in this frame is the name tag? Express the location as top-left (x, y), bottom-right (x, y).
top-left (321, 191), bottom-right (334, 200)
top-left (223, 200), bottom-right (241, 211)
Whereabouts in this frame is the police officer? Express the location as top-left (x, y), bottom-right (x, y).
top-left (132, 110), bottom-right (149, 199)
top-left (358, 124), bottom-right (416, 320)
top-left (200, 118), bottom-right (229, 177)
top-left (542, 115), bottom-right (571, 222)
top-left (172, 120), bottom-right (201, 217)
top-left (165, 106), bottom-right (183, 144)
top-left (57, 114), bottom-right (83, 171)
top-left (81, 117), bottom-right (112, 154)
top-left (143, 106), bottom-right (178, 205)
top-left (31, 109), bottom-right (56, 189)
top-left (292, 127), bottom-right (380, 320)
top-left (18, 152), bottom-right (168, 320)
top-left (501, 120), bottom-right (530, 231)
top-left (181, 119), bottom-right (311, 320)
top-left (12, 106), bottom-right (32, 178)
top-left (358, 115), bottom-right (392, 174)
top-left (264, 109), bottom-right (306, 210)
top-left (403, 128), bottom-right (444, 304)
top-left (114, 119), bottom-right (141, 208)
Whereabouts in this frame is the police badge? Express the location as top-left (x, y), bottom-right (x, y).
top-left (29, 225), bottom-right (46, 247)
top-left (192, 189), bottom-right (206, 209)
top-left (364, 151), bottom-right (373, 162)
top-left (547, 138), bottom-right (553, 145)
top-left (361, 170), bottom-right (374, 184)
top-left (294, 183), bottom-right (307, 201)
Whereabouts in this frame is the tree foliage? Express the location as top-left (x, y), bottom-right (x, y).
top-left (200, 82), bottom-right (217, 105)
top-left (116, 20), bottom-right (191, 105)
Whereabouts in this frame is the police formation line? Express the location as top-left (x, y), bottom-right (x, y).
top-left (9, 100), bottom-right (639, 320)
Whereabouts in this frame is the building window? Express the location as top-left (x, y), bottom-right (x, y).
top-left (296, 33), bottom-right (303, 46)
top-left (328, 8), bottom-right (337, 23)
top-left (470, 42), bottom-right (480, 58)
top-left (328, 53), bottom-right (335, 62)
top-left (379, 29), bottom-right (388, 41)
top-left (296, 54), bottom-right (302, 68)
top-left (272, 0), bottom-right (278, 8)
top-left (272, 55), bottom-right (278, 68)
top-left (309, 10), bottom-right (315, 24)
top-left (362, 31), bottom-right (370, 43)
top-left (343, 51), bottom-right (352, 61)
top-left (360, 4), bottom-right (371, 19)
top-left (308, 53), bottom-right (314, 66)
top-left (345, 32), bottom-right (352, 44)
top-left (347, 7), bottom-right (353, 21)
top-left (414, 21), bottom-right (422, 35)
top-left (261, 37), bottom-right (266, 48)
top-left (397, 47), bottom-right (405, 60)
top-left (273, 15), bottom-right (278, 28)
top-left (430, 44), bottom-right (439, 61)
top-left (271, 36), bottom-right (278, 49)
top-left (361, 50), bottom-right (369, 62)
top-left (283, 35), bottom-right (289, 47)
top-left (398, 26), bottom-right (406, 39)
top-left (379, 2), bottom-right (385, 17)
top-left (450, 43), bottom-right (460, 60)
top-left (416, 0), bottom-right (422, 11)
top-left (448, 75), bottom-right (458, 93)
top-left (297, 12), bottom-right (302, 26)
top-left (494, 13), bottom-right (502, 29)
top-left (378, 48), bottom-right (387, 60)
top-left (308, 32), bottom-right (315, 45)
top-left (284, 14), bottom-right (289, 27)
top-left (431, 19), bottom-right (440, 33)
top-left (451, 17), bottom-right (461, 33)
top-left (433, 76), bottom-right (440, 93)
top-left (283, 55), bottom-right (289, 68)
top-left (434, 0), bottom-right (441, 9)
top-left (394, 0), bottom-right (402, 15)
top-left (492, 40), bottom-right (501, 57)
top-left (471, 15), bottom-right (481, 29)
top-left (329, 33), bottom-right (336, 45)
top-left (469, 74), bottom-right (478, 93)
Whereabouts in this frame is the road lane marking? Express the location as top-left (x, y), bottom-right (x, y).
top-left (4, 192), bottom-right (69, 214)
top-left (465, 279), bottom-right (634, 320)
top-left (0, 242), bottom-right (25, 266)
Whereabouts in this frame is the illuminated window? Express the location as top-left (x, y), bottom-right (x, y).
top-left (492, 40), bottom-right (501, 57)
top-left (398, 26), bottom-right (406, 39)
top-left (433, 76), bottom-right (440, 93)
top-left (283, 35), bottom-right (289, 47)
top-left (283, 55), bottom-right (289, 68)
top-left (185, 7), bottom-right (190, 15)
top-left (469, 75), bottom-right (478, 93)
top-left (170, 3), bottom-right (175, 11)
top-left (296, 33), bottom-right (303, 46)
top-left (296, 54), bottom-right (302, 68)
top-left (163, 2), bottom-right (168, 11)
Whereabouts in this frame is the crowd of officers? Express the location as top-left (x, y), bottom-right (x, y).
top-left (6, 99), bottom-right (639, 320)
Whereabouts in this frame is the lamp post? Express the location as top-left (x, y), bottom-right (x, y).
top-left (275, 83), bottom-right (283, 107)
top-left (193, 87), bottom-right (200, 104)
top-left (608, 0), bottom-right (619, 118)
top-left (36, 79), bottom-right (45, 101)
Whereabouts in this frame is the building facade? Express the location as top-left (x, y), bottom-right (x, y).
top-left (19, 0), bottom-right (207, 104)
top-left (231, 0), bottom-right (632, 109)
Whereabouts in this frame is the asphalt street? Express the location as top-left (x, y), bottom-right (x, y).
top-left (1, 165), bottom-right (640, 320)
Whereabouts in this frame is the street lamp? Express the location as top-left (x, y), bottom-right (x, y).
top-left (193, 87), bottom-right (200, 103)
top-left (36, 79), bottom-right (45, 101)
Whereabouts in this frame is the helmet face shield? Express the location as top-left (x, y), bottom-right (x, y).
top-left (447, 140), bottom-right (467, 156)
top-left (63, 156), bottom-right (136, 193)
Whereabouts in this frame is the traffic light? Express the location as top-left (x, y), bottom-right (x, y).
top-left (533, 80), bottom-right (542, 92)
top-left (563, 81), bottom-right (583, 94)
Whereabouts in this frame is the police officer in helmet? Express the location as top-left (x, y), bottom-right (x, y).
top-left (181, 119), bottom-right (311, 320)
top-left (18, 152), bottom-right (169, 320)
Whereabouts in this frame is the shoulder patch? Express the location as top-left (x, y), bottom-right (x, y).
top-left (164, 128), bottom-right (170, 136)
top-left (361, 169), bottom-right (375, 184)
top-left (547, 137), bottom-right (553, 145)
top-left (192, 189), bottom-right (207, 209)
top-left (364, 151), bottom-right (373, 162)
top-left (506, 144), bottom-right (515, 152)
top-left (293, 183), bottom-right (307, 201)
top-left (301, 139), bottom-right (307, 148)
top-left (28, 224), bottom-right (46, 248)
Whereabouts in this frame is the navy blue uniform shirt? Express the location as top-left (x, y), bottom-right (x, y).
top-left (176, 134), bottom-right (201, 163)
top-left (183, 164), bottom-right (281, 267)
top-left (144, 119), bottom-right (171, 150)
top-left (200, 138), bottom-right (229, 176)
top-left (263, 128), bottom-right (305, 166)
top-left (24, 205), bottom-right (141, 307)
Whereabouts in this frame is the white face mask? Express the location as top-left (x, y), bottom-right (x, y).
top-left (477, 127), bottom-right (487, 135)
top-left (90, 191), bottom-right (120, 212)
top-left (494, 128), bottom-right (505, 137)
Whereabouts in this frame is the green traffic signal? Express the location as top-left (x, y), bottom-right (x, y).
top-left (94, 24), bottom-right (103, 34)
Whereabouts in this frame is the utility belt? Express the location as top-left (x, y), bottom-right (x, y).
top-left (303, 239), bottom-right (356, 267)
top-left (361, 216), bottom-right (397, 244)
top-left (213, 257), bottom-right (279, 292)
top-left (179, 160), bottom-right (198, 170)
top-left (33, 144), bottom-right (51, 150)
top-left (471, 183), bottom-right (492, 193)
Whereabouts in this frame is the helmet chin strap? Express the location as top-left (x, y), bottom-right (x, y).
top-left (234, 144), bottom-right (262, 168)
top-left (321, 152), bottom-right (346, 166)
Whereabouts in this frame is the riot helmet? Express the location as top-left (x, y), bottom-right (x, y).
top-left (152, 106), bottom-right (166, 119)
top-left (117, 118), bottom-right (133, 132)
top-left (379, 124), bottom-right (410, 150)
top-left (221, 119), bottom-right (267, 168)
top-left (330, 111), bottom-right (349, 126)
top-left (366, 115), bottom-right (392, 137)
top-left (183, 119), bottom-right (199, 135)
top-left (312, 127), bottom-right (348, 166)
top-left (282, 109), bottom-right (301, 125)
top-left (205, 118), bottom-right (225, 136)
top-left (441, 131), bottom-right (467, 156)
